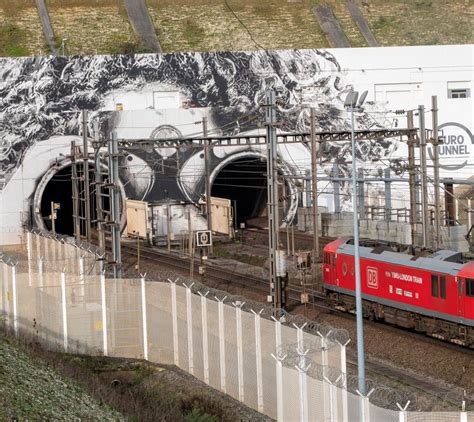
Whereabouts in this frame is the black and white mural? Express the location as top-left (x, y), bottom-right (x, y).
top-left (0, 50), bottom-right (394, 187)
top-left (0, 48), bottom-right (471, 241)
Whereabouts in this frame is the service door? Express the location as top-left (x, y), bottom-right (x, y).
top-left (457, 278), bottom-right (465, 318)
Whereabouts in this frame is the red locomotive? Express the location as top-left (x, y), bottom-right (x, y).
top-left (323, 238), bottom-right (474, 347)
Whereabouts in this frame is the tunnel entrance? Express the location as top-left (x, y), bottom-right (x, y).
top-left (39, 164), bottom-right (106, 236)
top-left (211, 157), bottom-right (268, 226)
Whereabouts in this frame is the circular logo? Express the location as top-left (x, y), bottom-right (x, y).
top-left (429, 122), bottom-right (473, 170)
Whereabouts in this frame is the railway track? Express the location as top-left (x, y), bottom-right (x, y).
top-left (121, 241), bottom-right (333, 312)
top-left (242, 228), bottom-right (334, 256)
top-left (121, 240), bottom-right (474, 408)
top-left (122, 240), bottom-right (473, 350)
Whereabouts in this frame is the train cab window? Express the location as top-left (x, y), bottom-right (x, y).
top-left (458, 278), bottom-right (463, 295)
top-left (440, 276), bottom-right (446, 299)
top-left (332, 254), bottom-right (336, 268)
top-left (431, 275), bottom-right (439, 298)
top-left (467, 279), bottom-right (474, 297)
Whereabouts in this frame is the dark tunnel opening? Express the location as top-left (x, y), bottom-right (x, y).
top-left (211, 157), bottom-right (268, 226)
top-left (40, 164), bottom-right (107, 236)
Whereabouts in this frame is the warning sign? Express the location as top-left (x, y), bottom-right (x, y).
top-left (195, 230), bottom-right (212, 247)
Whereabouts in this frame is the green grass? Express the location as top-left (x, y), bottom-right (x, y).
top-left (182, 18), bottom-right (206, 48)
top-left (0, 24), bottom-right (29, 57)
top-left (0, 334), bottom-right (122, 420)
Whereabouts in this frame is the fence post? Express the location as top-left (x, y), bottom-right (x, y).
top-left (234, 301), bottom-right (245, 402)
top-left (170, 280), bottom-right (179, 366)
top-left (337, 339), bottom-right (350, 422)
top-left (0, 263), bottom-right (4, 317)
top-left (12, 265), bottom-right (18, 336)
top-left (198, 291), bottom-right (210, 384)
top-left (251, 309), bottom-right (264, 413)
top-left (295, 347), bottom-right (310, 422)
top-left (293, 322), bottom-right (307, 365)
top-left (27, 231), bottom-right (32, 260)
top-left (79, 256), bottom-right (85, 298)
top-left (38, 257), bottom-right (44, 288)
top-left (324, 374), bottom-right (342, 422)
top-left (184, 283), bottom-right (195, 375)
top-left (60, 271), bottom-right (68, 351)
top-left (26, 231), bottom-right (32, 287)
top-left (396, 401), bottom-right (410, 422)
top-left (140, 275), bottom-right (148, 361)
top-left (271, 315), bottom-right (282, 352)
top-left (215, 296), bottom-right (227, 393)
top-left (357, 388), bottom-right (374, 422)
top-left (271, 352), bottom-right (287, 422)
top-left (2, 263), bottom-right (8, 325)
top-left (44, 236), bottom-right (49, 262)
top-left (100, 272), bottom-right (108, 356)
top-left (318, 330), bottom-right (332, 420)
top-left (35, 233), bottom-right (41, 262)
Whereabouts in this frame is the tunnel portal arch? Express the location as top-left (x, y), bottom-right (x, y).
top-left (210, 152), bottom-right (298, 227)
top-left (33, 159), bottom-right (126, 236)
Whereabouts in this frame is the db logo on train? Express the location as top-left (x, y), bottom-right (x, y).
top-left (367, 267), bottom-right (379, 289)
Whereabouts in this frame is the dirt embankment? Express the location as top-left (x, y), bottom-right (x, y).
top-left (0, 332), bottom-right (122, 420)
top-left (0, 330), bottom-right (268, 421)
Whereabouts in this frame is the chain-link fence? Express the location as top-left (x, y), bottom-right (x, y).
top-left (0, 231), bottom-right (472, 422)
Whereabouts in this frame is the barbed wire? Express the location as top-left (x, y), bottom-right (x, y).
top-left (2, 230), bottom-right (471, 413)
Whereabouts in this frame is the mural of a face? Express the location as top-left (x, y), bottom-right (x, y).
top-left (0, 50), bottom-right (395, 215)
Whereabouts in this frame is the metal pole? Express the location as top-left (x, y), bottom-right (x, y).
top-left (384, 167), bottom-right (391, 221)
top-left (265, 90), bottom-right (282, 311)
top-left (82, 110), bottom-right (91, 242)
top-left (71, 141), bottom-right (81, 242)
top-left (310, 107), bottom-right (320, 280)
top-left (50, 201), bottom-right (56, 234)
top-left (284, 198), bottom-right (290, 256)
top-left (188, 208), bottom-right (194, 280)
top-left (108, 132), bottom-right (121, 277)
top-left (468, 199), bottom-right (472, 229)
top-left (350, 106), bottom-right (365, 395)
top-left (431, 96), bottom-right (441, 249)
top-left (93, 142), bottom-right (105, 258)
top-left (167, 204), bottom-right (171, 252)
top-left (291, 222), bottom-right (295, 258)
top-left (419, 105), bottom-right (430, 248)
top-left (203, 117), bottom-right (213, 254)
top-left (407, 111), bottom-right (417, 245)
top-left (137, 231), bottom-right (140, 273)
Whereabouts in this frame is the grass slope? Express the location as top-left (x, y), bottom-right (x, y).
top-left (0, 0), bottom-right (472, 55)
top-left (0, 334), bottom-right (123, 420)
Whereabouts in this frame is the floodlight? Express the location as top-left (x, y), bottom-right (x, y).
top-left (344, 91), bottom-right (358, 108)
top-left (357, 91), bottom-right (368, 107)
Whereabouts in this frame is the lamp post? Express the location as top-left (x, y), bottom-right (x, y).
top-left (344, 90), bottom-right (368, 396)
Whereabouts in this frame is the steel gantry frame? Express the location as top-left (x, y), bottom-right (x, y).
top-left (115, 127), bottom-right (417, 149)
top-left (104, 126), bottom-right (416, 305)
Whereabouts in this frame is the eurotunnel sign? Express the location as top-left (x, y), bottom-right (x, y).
top-left (429, 122), bottom-right (473, 170)
top-left (195, 230), bottom-right (212, 247)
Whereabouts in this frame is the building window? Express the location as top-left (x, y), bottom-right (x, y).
top-left (431, 275), bottom-right (439, 297)
top-left (467, 279), bottom-right (474, 297)
top-left (447, 81), bottom-right (470, 99)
